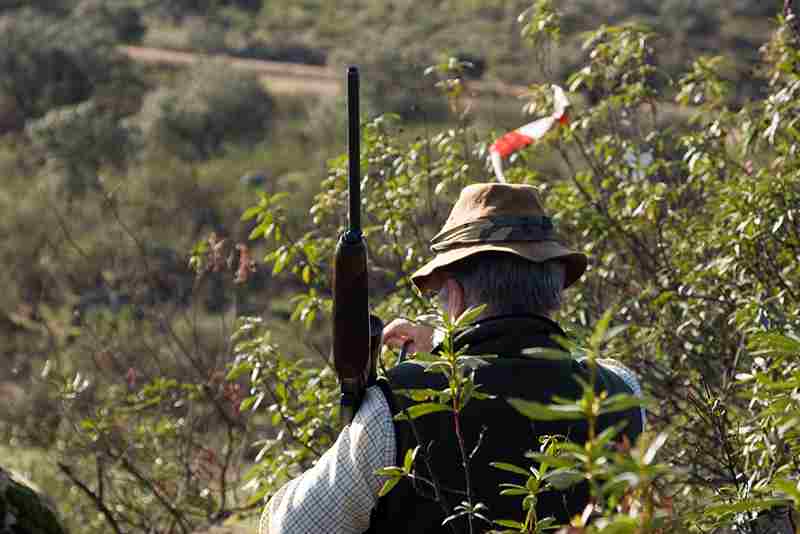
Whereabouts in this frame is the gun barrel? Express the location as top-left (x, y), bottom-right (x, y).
top-left (347, 67), bottom-right (361, 237)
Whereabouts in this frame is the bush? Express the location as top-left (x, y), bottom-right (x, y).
top-left (26, 100), bottom-right (141, 196)
top-left (73, 0), bottom-right (146, 43)
top-left (221, 0), bottom-right (263, 12)
top-left (186, 16), bottom-right (229, 53)
top-left (154, 0), bottom-right (263, 20)
top-left (139, 61), bottom-right (275, 161)
top-left (330, 44), bottom-right (448, 121)
top-left (235, 41), bottom-right (327, 65)
top-left (0, 6), bottom-right (143, 127)
top-left (0, 10), bottom-right (93, 124)
top-left (0, 0), bottom-right (76, 15)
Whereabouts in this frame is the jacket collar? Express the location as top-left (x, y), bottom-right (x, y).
top-left (449, 314), bottom-right (567, 357)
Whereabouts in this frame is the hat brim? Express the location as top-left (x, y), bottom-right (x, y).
top-left (410, 241), bottom-right (587, 293)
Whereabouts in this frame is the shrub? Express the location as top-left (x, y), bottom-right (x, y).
top-left (26, 100), bottom-right (141, 197)
top-left (234, 41), bottom-right (327, 66)
top-left (330, 43), bottom-right (448, 121)
top-left (0, 6), bottom-right (144, 127)
top-left (186, 16), bottom-right (229, 54)
top-left (139, 61), bottom-right (275, 161)
top-left (73, 0), bottom-right (146, 43)
top-left (0, 10), bottom-right (93, 124)
top-left (0, 0), bottom-right (76, 15)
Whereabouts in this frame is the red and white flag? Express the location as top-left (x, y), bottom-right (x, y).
top-left (490, 85), bottom-right (570, 182)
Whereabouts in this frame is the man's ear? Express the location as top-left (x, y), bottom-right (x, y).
top-left (445, 278), bottom-right (465, 320)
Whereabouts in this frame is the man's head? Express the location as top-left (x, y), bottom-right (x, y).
top-left (435, 253), bottom-right (566, 319)
top-left (412, 183), bottom-right (586, 319)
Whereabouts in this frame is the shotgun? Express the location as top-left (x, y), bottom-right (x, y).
top-left (332, 66), bottom-right (383, 425)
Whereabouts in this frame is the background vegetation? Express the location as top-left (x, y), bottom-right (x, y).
top-left (0, 1), bottom-right (797, 533)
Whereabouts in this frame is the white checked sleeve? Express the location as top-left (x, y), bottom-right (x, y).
top-left (259, 385), bottom-right (396, 534)
top-left (598, 358), bottom-right (647, 431)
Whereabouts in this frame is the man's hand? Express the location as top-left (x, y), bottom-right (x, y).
top-left (382, 319), bottom-right (434, 355)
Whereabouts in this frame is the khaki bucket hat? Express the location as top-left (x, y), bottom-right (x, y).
top-left (410, 183), bottom-right (587, 292)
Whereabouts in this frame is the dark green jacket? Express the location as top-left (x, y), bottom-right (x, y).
top-left (368, 314), bottom-right (643, 533)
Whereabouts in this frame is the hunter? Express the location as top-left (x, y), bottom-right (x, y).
top-left (261, 182), bottom-right (645, 533)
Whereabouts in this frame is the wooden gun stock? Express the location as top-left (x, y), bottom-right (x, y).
top-left (332, 234), bottom-right (370, 423)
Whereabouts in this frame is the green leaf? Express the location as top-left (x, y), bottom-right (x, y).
top-left (600, 393), bottom-right (645, 415)
top-left (393, 388), bottom-right (443, 402)
top-left (542, 468), bottom-right (584, 490)
top-left (589, 307), bottom-right (616, 349)
top-left (403, 446), bottom-right (419, 471)
top-left (594, 516), bottom-right (638, 534)
top-left (239, 396), bottom-right (257, 412)
top-left (642, 432), bottom-right (669, 465)
top-left (410, 352), bottom-right (440, 363)
top-left (272, 250), bottom-right (290, 275)
top-left (706, 498), bottom-right (788, 516)
top-left (500, 487), bottom-right (529, 497)
top-left (375, 467), bottom-right (405, 477)
top-left (490, 462), bottom-right (530, 477)
top-left (772, 478), bottom-right (800, 505)
top-left (507, 397), bottom-right (586, 421)
top-left (241, 206), bottom-right (261, 221)
top-left (454, 304), bottom-right (487, 328)
top-left (456, 355), bottom-right (491, 370)
top-left (424, 361), bottom-right (453, 374)
top-left (520, 347), bottom-right (570, 360)
top-left (494, 519), bottom-right (525, 528)
top-left (394, 402), bottom-right (451, 421)
top-left (750, 332), bottom-right (800, 357)
top-left (245, 486), bottom-right (270, 507)
top-left (602, 324), bottom-right (629, 343)
top-left (378, 477), bottom-right (401, 497)
top-left (523, 453), bottom-right (578, 469)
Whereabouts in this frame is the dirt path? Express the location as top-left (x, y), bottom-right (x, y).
top-left (120, 45), bottom-right (529, 99)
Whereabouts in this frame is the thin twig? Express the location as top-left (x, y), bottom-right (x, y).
top-left (468, 426), bottom-right (487, 462)
top-left (119, 457), bottom-right (191, 534)
top-left (49, 199), bottom-right (96, 268)
top-left (58, 462), bottom-right (123, 534)
top-left (453, 408), bottom-right (474, 534)
top-left (218, 425), bottom-right (236, 516)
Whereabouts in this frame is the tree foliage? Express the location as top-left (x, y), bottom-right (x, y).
top-left (0, 6), bottom-right (141, 128)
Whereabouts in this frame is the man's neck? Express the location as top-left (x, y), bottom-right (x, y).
top-left (457, 306), bottom-right (552, 323)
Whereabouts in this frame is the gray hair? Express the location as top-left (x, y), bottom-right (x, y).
top-left (439, 252), bottom-right (566, 317)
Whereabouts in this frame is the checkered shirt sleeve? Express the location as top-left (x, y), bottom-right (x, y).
top-left (259, 385), bottom-right (396, 534)
top-left (598, 358), bottom-right (647, 431)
